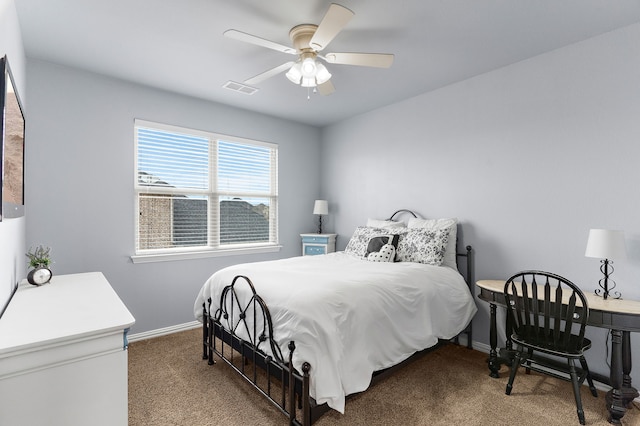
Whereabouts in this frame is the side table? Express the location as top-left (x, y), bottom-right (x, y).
top-left (300, 233), bottom-right (336, 256)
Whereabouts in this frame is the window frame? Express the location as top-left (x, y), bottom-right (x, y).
top-left (131, 119), bottom-right (280, 264)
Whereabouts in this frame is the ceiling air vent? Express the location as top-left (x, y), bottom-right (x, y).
top-left (223, 81), bottom-right (259, 95)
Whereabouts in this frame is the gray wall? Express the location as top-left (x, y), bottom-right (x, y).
top-left (24, 59), bottom-right (322, 333)
top-left (0, 0), bottom-right (26, 314)
top-left (321, 23), bottom-right (640, 382)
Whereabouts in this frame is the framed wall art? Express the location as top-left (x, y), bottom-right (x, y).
top-left (0, 55), bottom-right (25, 221)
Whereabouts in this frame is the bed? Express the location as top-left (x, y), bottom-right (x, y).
top-left (194, 210), bottom-right (477, 425)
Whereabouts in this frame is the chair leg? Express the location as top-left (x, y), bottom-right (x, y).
top-left (506, 351), bottom-right (522, 395)
top-left (579, 356), bottom-right (598, 398)
top-left (568, 359), bottom-right (586, 425)
top-left (525, 348), bottom-right (533, 374)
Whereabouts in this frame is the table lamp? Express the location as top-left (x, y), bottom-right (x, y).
top-left (585, 229), bottom-right (626, 299)
top-left (313, 200), bottom-right (328, 234)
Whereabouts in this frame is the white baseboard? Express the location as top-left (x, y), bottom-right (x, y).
top-left (470, 340), bottom-right (491, 353)
top-left (128, 321), bottom-right (201, 343)
top-left (451, 334), bottom-right (490, 354)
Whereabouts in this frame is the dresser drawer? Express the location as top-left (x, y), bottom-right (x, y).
top-left (304, 245), bottom-right (326, 256)
top-left (302, 235), bottom-right (330, 244)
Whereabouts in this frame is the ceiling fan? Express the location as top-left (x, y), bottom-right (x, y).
top-left (224, 3), bottom-right (394, 95)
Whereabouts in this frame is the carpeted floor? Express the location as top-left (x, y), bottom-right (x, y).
top-left (128, 328), bottom-right (640, 425)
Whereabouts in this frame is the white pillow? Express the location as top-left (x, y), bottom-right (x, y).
top-left (407, 218), bottom-right (458, 269)
top-left (366, 218), bottom-right (407, 229)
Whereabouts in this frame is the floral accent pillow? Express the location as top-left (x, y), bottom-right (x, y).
top-left (344, 227), bottom-right (382, 258)
top-left (407, 218), bottom-right (458, 269)
top-left (345, 227), bottom-right (406, 259)
top-left (396, 228), bottom-right (450, 265)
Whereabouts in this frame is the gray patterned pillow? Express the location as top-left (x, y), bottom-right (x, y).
top-left (345, 227), bottom-right (408, 259)
top-left (396, 228), bottom-right (450, 265)
top-left (344, 226), bottom-right (384, 259)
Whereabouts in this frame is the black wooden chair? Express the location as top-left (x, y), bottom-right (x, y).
top-left (503, 271), bottom-right (598, 425)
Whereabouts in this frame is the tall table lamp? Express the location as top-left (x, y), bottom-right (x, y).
top-left (313, 200), bottom-right (328, 234)
top-left (585, 228), bottom-right (627, 299)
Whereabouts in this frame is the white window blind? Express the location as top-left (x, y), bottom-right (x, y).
top-left (134, 120), bottom-right (278, 256)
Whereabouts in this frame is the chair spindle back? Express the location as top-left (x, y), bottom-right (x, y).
top-left (504, 271), bottom-right (589, 352)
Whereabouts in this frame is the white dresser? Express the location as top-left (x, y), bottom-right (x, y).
top-left (0, 272), bottom-right (135, 426)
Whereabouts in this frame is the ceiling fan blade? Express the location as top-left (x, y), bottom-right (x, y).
top-left (324, 52), bottom-right (394, 68)
top-left (244, 61), bottom-right (295, 85)
top-left (309, 3), bottom-right (354, 51)
top-left (224, 29), bottom-right (296, 54)
top-left (317, 80), bottom-right (335, 96)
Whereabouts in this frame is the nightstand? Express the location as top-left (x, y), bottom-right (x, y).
top-left (300, 233), bottom-right (337, 256)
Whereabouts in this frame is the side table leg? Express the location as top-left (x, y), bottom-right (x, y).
top-left (488, 303), bottom-right (500, 378)
top-left (607, 330), bottom-right (626, 424)
top-left (621, 331), bottom-right (639, 406)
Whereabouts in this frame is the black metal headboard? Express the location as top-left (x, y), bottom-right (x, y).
top-left (386, 209), bottom-right (418, 221)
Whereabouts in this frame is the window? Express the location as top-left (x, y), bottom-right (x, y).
top-left (134, 120), bottom-right (278, 260)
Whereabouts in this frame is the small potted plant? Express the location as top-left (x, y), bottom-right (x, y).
top-left (26, 245), bottom-right (53, 285)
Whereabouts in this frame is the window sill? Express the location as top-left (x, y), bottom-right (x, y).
top-left (130, 245), bottom-right (282, 264)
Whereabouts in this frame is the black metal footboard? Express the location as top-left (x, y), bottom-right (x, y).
top-left (202, 275), bottom-right (314, 426)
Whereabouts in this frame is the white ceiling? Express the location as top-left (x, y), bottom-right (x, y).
top-left (14, 0), bottom-right (640, 127)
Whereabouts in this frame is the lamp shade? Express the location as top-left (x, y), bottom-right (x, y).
top-left (585, 229), bottom-right (627, 260)
top-left (285, 63), bottom-right (302, 84)
top-left (315, 62), bottom-right (332, 85)
top-left (313, 200), bottom-right (328, 215)
top-left (301, 76), bottom-right (316, 88)
top-left (300, 58), bottom-right (317, 77)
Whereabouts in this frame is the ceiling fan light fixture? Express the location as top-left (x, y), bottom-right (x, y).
top-left (286, 59), bottom-right (331, 88)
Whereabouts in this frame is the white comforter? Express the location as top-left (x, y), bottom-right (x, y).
top-left (194, 252), bottom-right (477, 413)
